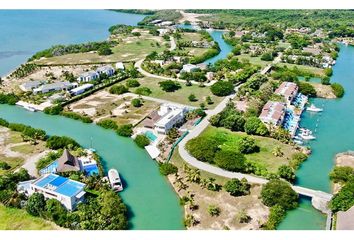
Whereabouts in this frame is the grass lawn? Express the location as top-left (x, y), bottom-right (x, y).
top-left (185, 47), bottom-right (210, 56)
top-left (277, 63), bottom-right (324, 76)
top-left (181, 32), bottom-right (202, 42)
top-left (0, 154), bottom-right (24, 175)
top-left (10, 142), bottom-right (46, 155)
top-left (8, 132), bottom-right (23, 144)
top-left (198, 126), bottom-right (300, 173)
top-left (35, 38), bottom-right (167, 66)
top-left (121, 77), bottom-right (224, 108)
top-left (237, 54), bottom-right (269, 68)
top-left (0, 205), bottom-right (58, 230)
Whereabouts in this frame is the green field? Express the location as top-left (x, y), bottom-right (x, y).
top-left (198, 126), bottom-right (300, 172)
top-left (277, 63), bottom-right (324, 76)
top-left (0, 154), bottom-right (24, 175)
top-left (35, 38), bottom-right (167, 66)
top-left (120, 77), bottom-right (224, 108)
top-left (10, 142), bottom-right (46, 155)
top-left (237, 54), bottom-right (269, 68)
top-left (180, 32), bottom-right (202, 42)
top-left (0, 205), bottom-right (58, 230)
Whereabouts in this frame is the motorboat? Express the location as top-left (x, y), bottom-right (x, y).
top-left (307, 104), bottom-right (323, 112)
top-left (294, 139), bottom-right (304, 145)
top-left (23, 105), bottom-right (37, 112)
top-left (108, 169), bottom-right (123, 192)
top-left (299, 132), bottom-right (316, 140)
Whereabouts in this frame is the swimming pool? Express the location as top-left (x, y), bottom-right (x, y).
top-left (145, 131), bottom-right (158, 142)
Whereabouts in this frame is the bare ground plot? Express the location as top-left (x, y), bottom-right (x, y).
top-left (181, 32), bottom-right (203, 42)
top-left (68, 90), bottom-right (160, 125)
top-left (169, 150), bottom-right (269, 230)
top-left (307, 82), bottom-right (336, 99)
top-left (35, 36), bottom-right (167, 66)
top-left (120, 77), bottom-right (224, 108)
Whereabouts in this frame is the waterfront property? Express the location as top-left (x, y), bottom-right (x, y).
top-left (275, 82), bottom-right (298, 106)
top-left (33, 81), bottom-right (73, 94)
top-left (77, 71), bottom-right (100, 82)
top-left (259, 101), bottom-right (286, 128)
top-left (69, 83), bottom-right (94, 96)
top-left (17, 173), bottom-right (86, 211)
top-left (19, 80), bottom-right (43, 92)
top-left (154, 103), bottom-right (188, 134)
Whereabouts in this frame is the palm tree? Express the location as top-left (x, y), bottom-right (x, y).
top-left (272, 146), bottom-right (283, 157)
top-left (186, 169), bottom-right (201, 184)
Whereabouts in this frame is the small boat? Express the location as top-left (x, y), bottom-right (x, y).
top-left (299, 133), bottom-right (316, 140)
top-left (108, 169), bottom-right (123, 192)
top-left (294, 139), bottom-right (304, 145)
top-left (307, 104), bottom-right (323, 112)
top-left (23, 105), bottom-right (37, 112)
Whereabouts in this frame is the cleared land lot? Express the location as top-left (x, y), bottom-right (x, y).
top-left (120, 77), bottom-right (224, 108)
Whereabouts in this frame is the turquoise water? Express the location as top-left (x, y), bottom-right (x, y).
top-left (279, 44), bottom-right (354, 229)
top-left (0, 10), bottom-right (146, 77)
top-left (204, 30), bottom-right (233, 65)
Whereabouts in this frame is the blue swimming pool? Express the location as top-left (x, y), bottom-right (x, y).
top-left (145, 131), bottom-right (157, 142)
top-left (39, 160), bottom-right (58, 175)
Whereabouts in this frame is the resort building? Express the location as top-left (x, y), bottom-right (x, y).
top-left (154, 104), bottom-right (188, 134)
top-left (115, 62), bottom-right (125, 70)
top-left (181, 64), bottom-right (199, 73)
top-left (19, 80), bottom-right (43, 92)
top-left (275, 82), bottom-right (298, 105)
top-left (96, 65), bottom-right (115, 77)
top-left (17, 174), bottom-right (86, 211)
top-left (77, 71), bottom-right (100, 82)
top-left (69, 83), bottom-right (94, 96)
top-left (33, 81), bottom-right (73, 94)
top-left (259, 101), bottom-right (286, 127)
top-left (57, 149), bottom-right (81, 173)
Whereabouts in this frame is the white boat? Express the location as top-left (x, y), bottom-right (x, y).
top-left (108, 169), bottom-right (123, 192)
top-left (23, 105), bottom-right (37, 112)
top-left (299, 133), bottom-right (316, 140)
top-left (307, 104), bottom-right (323, 112)
top-left (294, 139), bottom-right (304, 145)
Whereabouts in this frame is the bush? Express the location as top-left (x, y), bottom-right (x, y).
top-left (261, 52), bottom-right (274, 61)
top-left (244, 117), bottom-right (269, 136)
top-left (46, 136), bottom-right (80, 150)
top-left (97, 45), bottom-right (113, 56)
top-left (289, 152), bottom-right (308, 169)
top-left (324, 68), bottom-right (333, 77)
top-left (61, 112), bottom-right (93, 123)
top-left (321, 76), bottom-right (331, 85)
top-left (214, 149), bottom-right (246, 172)
top-left (0, 118), bottom-right (9, 127)
top-left (188, 94), bottom-right (197, 102)
top-left (0, 93), bottom-right (19, 105)
top-left (224, 178), bottom-right (250, 196)
top-left (135, 87), bottom-right (152, 96)
top-left (26, 193), bottom-right (46, 216)
top-left (110, 84), bottom-right (129, 95)
top-left (330, 179), bottom-right (354, 212)
top-left (131, 98), bottom-right (143, 107)
top-left (329, 166), bottom-right (354, 184)
top-left (331, 83), bottom-right (345, 98)
top-left (262, 205), bottom-right (286, 230)
top-left (159, 80), bottom-right (181, 92)
top-left (0, 162), bottom-right (11, 170)
top-left (126, 79), bottom-right (140, 88)
top-left (44, 105), bottom-right (63, 115)
top-left (44, 199), bottom-right (68, 226)
top-left (159, 162), bottom-right (178, 176)
top-left (298, 81), bottom-right (316, 97)
top-left (186, 136), bottom-right (221, 163)
top-left (97, 119), bottom-right (118, 130)
top-left (210, 81), bottom-right (234, 96)
top-left (238, 136), bottom-right (259, 154)
top-left (261, 179), bottom-right (298, 210)
top-left (116, 124), bottom-right (133, 137)
top-left (207, 205), bottom-right (221, 217)
top-left (134, 134), bottom-right (150, 148)
top-left (277, 165), bottom-right (296, 182)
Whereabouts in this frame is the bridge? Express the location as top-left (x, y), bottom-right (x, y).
top-left (260, 64), bottom-right (273, 75)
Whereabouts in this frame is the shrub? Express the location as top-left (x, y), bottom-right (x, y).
top-left (116, 124), bottom-right (133, 137)
top-left (261, 179), bottom-right (298, 210)
top-left (329, 166), bottom-right (354, 184)
top-left (0, 118), bottom-right (9, 127)
top-left (210, 81), bottom-right (234, 96)
top-left (97, 45), bottom-right (112, 56)
top-left (44, 199), bottom-right (68, 226)
top-left (8, 123), bottom-right (27, 132)
top-left (324, 68), bottom-right (333, 77)
top-left (262, 205), bottom-right (286, 230)
top-left (214, 149), bottom-right (246, 172)
top-left (0, 93), bottom-right (19, 105)
top-left (224, 178), bottom-right (250, 196)
top-left (26, 193), bottom-right (46, 216)
top-left (0, 162), bottom-right (11, 170)
top-left (188, 94), bottom-right (197, 102)
top-left (126, 79), bottom-right (140, 88)
top-left (238, 136), bottom-right (259, 154)
top-left (44, 105), bottom-right (63, 115)
top-left (289, 152), bottom-right (308, 169)
top-left (186, 136), bottom-right (221, 163)
top-left (207, 205), bottom-right (221, 217)
top-left (134, 134), bottom-right (150, 148)
top-left (159, 162), bottom-right (178, 176)
top-left (61, 112), bottom-right (92, 123)
top-left (298, 81), bottom-right (316, 97)
top-left (110, 84), bottom-right (129, 95)
top-left (330, 179), bottom-right (354, 212)
top-left (46, 136), bottom-right (80, 150)
top-left (321, 76), bottom-right (331, 85)
top-left (131, 98), bottom-right (143, 107)
top-left (97, 119), bottom-right (118, 130)
top-left (159, 80), bottom-right (181, 92)
top-left (135, 87), bottom-right (152, 96)
top-left (261, 52), bottom-right (274, 61)
top-left (277, 165), bottom-right (296, 182)
top-left (244, 117), bottom-right (269, 136)
top-left (331, 83), bottom-right (345, 98)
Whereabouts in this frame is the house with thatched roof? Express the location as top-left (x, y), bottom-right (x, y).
top-left (56, 149), bottom-right (81, 173)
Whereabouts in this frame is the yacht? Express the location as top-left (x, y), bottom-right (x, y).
top-left (23, 105), bottom-right (37, 112)
top-left (108, 169), bottom-right (123, 192)
top-left (299, 132), bottom-right (316, 140)
top-left (307, 104), bottom-right (323, 112)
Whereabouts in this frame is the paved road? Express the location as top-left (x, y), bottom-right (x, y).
top-left (169, 36), bottom-right (176, 51)
top-left (16, 150), bottom-right (50, 177)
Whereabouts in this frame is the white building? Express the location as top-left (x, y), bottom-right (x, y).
top-left (19, 80), bottom-right (43, 92)
top-left (17, 174), bottom-right (86, 211)
top-left (154, 104), bottom-right (188, 134)
top-left (77, 71), bottom-right (100, 82)
top-left (96, 65), bottom-right (115, 77)
top-left (115, 62), bottom-right (125, 70)
top-left (181, 64), bottom-right (200, 73)
top-left (69, 83), bottom-right (94, 96)
top-left (33, 81), bottom-right (73, 94)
